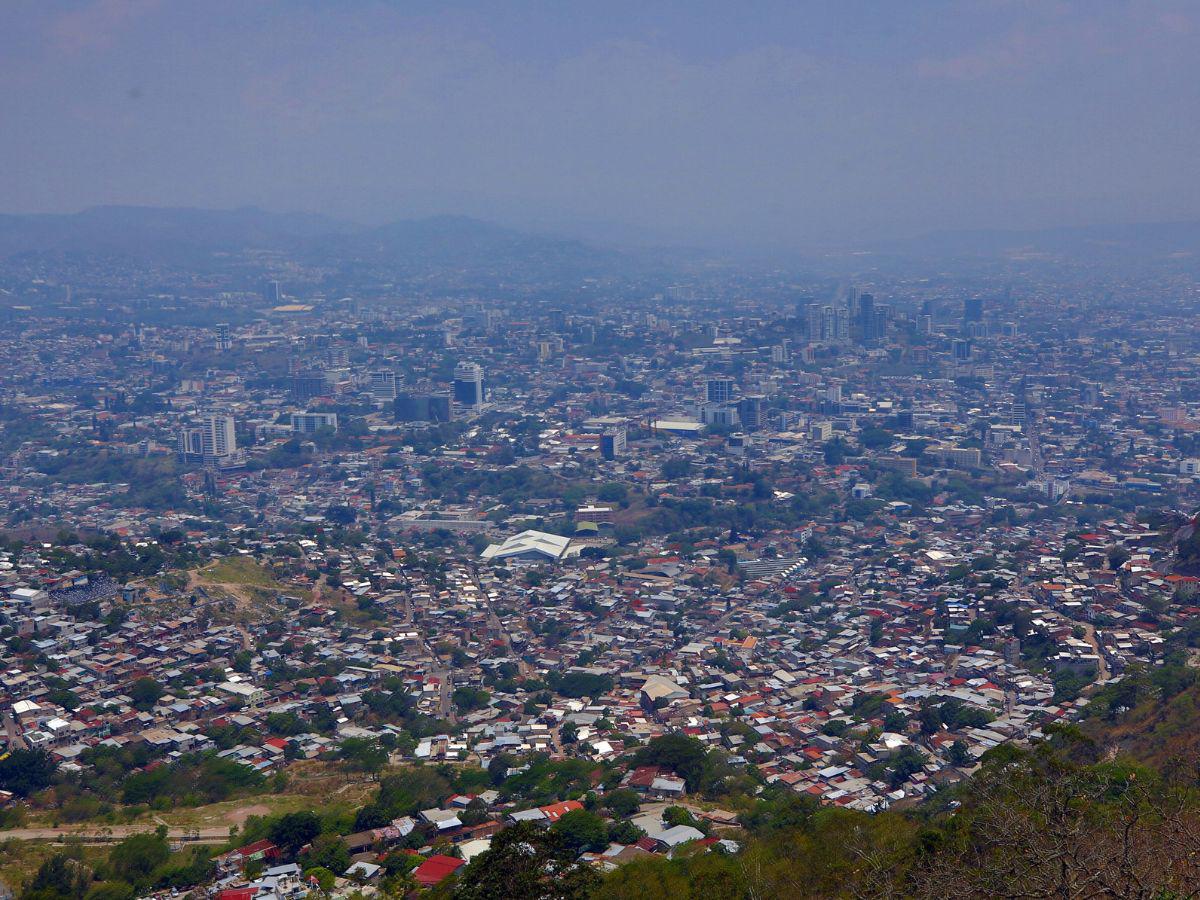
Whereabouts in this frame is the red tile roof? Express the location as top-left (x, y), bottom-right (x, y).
top-left (414, 855), bottom-right (465, 886)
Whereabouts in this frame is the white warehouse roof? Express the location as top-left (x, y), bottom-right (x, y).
top-left (480, 530), bottom-right (574, 561)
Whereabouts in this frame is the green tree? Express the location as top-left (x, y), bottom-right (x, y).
top-left (269, 810), bottom-right (322, 853)
top-left (304, 867), bottom-right (336, 893)
top-left (338, 738), bottom-right (389, 774)
top-left (26, 853), bottom-right (91, 900)
top-left (859, 427), bottom-right (895, 450)
top-left (603, 789), bottom-right (641, 818)
top-left (452, 686), bottom-right (492, 712)
top-left (108, 830), bottom-right (170, 886)
top-left (0, 748), bottom-right (58, 797)
top-left (128, 677), bottom-right (164, 711)
top-left (948, 740), bottom-right (971, 767)
top-left (551, 808), bottom-right (608, 853)
top-left (454, 821), bottom-right (599, 900)
top-left (634, 734), bottom-right (721, 794)
top-left (300, 834), bottom-right (351, 875)
top-left (607, 819), bottom-right (645, 845)
top-left (823, 438), bottom-right (850, 466)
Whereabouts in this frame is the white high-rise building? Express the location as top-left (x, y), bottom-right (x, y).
top-left (369, 370), bottom-right (398, 401)
top-left (201, 413), bottom-right (237, 462)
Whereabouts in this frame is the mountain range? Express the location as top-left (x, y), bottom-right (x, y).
top-left (0, 206), bottom-right (625, 278)
top-left (0, 205), bottom-right (1198, 272)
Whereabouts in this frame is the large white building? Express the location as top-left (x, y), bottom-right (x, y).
top-left (369, 370), bottom-right (398, 401)
top-left (480, 530), bottom-right (574, 562)
top-left (291, 411), bottom-right (339, 434)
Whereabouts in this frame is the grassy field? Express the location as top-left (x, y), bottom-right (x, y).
top-left (0, 840), bottom-right (110, 895)
top-left (198, 555), bottom-right (285, 589)
top-left (151, 791), bottom-right (349, 831)
top-left (17, 762), bottom-right (379, 834)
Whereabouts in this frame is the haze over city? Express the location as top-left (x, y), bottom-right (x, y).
top-left (1, 4), bottom-right (1200, 900)
top-left (3, 0), bottom-right (1199, 249)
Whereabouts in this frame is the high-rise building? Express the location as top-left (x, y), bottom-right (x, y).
top-left (845, 286), bottom-right (861, 315)
top-left (872, 305), bottom-right (889, 342)
top-left (201, 413), bottom-right (236, 462)
top-left (857, 293), bottom-right (875, 342)
top-left (1009, 402), bottom-right (1027, 429)
top-left (178, 414), bottom-right (237, 464)
top-left (395, 393), bottom-right (452, 423)
top-left (600, 428), bottom-right (627, 460)
top-left (369, 370), bottom-right (398, 401)
top-left (177, 427), bottom-right (204, 461)
top-left (453, 362), bottom-right (485, 409)
top-left (215, 323), bottom-right (232, 351)
top-left (700, 403), bottom-right (739, 427)
top-left (963, 297), bottom-right (984, 324)
top-left (805, 304), bottom-right (823, 341)
top-left (706, 378), bottom-right (735, 404)
top-left (293, 372), bottom-right (328, 403)
top-left (834, 306), bottom-right (851, 342)
top-left (737, 396), bottom-right (765, 431)
top-left (262, 281), bottom-right (282, 304)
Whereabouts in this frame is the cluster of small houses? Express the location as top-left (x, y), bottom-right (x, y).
top-left (4, 507), bottom-right (1198, 822)
top-left (209, 786), bottom-right (738, 900)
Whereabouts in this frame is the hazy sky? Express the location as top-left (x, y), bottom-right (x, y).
top-left (2, 1), bottom-right (1198, 248)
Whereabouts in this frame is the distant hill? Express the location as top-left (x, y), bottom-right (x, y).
top-left (0, 205), bottom-right (350, 262)
top-left (305, 214), bottom-right (624, 276)
top-left (7, 204), bottom-right (1197, 275)
top-left (875, 219), bottom-right (1200, 266)
top-left (0, 206), bottom-right (628, 279)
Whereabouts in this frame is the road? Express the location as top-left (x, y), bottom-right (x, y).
top-left (1079, 622), bottom-right (1110, 683)
top-left (423, 654), bottom-right (455, 724)
top-left (470, 564), bottom-right (531, 676)
top-left (3, 710), bottom-right (27, 750)
top-left (436, 668), bottom-right (454, 721)
top-left (0, 825), bottom-right (229, 844)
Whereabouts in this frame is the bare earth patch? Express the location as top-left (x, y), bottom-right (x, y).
top-left (226, 803), bottom-right (272, 826)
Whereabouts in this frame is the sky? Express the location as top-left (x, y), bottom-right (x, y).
top-left (2, 0), bottom-right (1198, 250)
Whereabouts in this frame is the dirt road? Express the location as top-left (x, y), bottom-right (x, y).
top-left (0, 825), bottom-right (230, 844)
